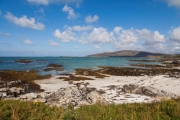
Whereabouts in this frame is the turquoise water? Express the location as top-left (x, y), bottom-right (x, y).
top-left (0, 57), bottom-right (160, 75)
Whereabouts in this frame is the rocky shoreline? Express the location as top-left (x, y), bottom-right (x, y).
top-left (1, 58), bottom-right (180, 108)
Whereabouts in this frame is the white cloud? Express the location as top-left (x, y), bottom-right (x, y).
top-left (87, 27), bottom-right (114, 44)
top-left (136, 29), bottom-right (151, 40)
top-left (27, 0), bottom-right (82, 5)
top-left (137, 29), bottom-right (165, 42)
top-left (0, 31), bottom-right (11, 36)
top-left (72, 25), bottom-right (93, 31)
top-left (53, 25), bottom-right (174, 53)
top-left (5, 12), bottom-right (45, 30)
top-left (23, 39), bottom-right (34, 45)
top-left (113, 27), bottom-right (122, 34)
top-left (169, 26), bottom-right (180, 42)
top-left (164, 0), bottom-right (180, 8)
top-left (114, 42), bottom-right (137, 51)
top-left (49, 40), bottom-right (59, 46)
top-left (27, 0), bottom-right (48, 5)
top-left (62, 5), bottom-right (79, 19)
top-left (94, 45), bottom-right (100, 49)
top-left (85, 15), bottom-right (99, 23)
top-left (153, 31), bottom-right (165, 42)
top-left (54, 28), bottom-right (76, 42)
top-left (119, 29), bottom-right (138, 43)
top-left (0, 10), bottom-right (2, 16)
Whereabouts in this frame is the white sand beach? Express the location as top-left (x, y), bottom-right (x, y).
top-left (35, 74), bottom-right (180, 104)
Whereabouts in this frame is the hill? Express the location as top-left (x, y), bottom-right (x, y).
top-left (88, 50), bottom-right (164, 57)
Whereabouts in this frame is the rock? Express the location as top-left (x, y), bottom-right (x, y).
top-left (38, 92), bottom-right (49, 99)
top-left (139, 87), bottom-right (158, 97)
top-left (122, 84), bottom-right (178, 98)
top-left (122, 84), bottom-right (139, 94)
top-left (2, 93), bottom-right (7, 97)
top-left (78, 100), bottom-right (90, 106)
top-left (37, 98), bottom-right (47, 103)
top-left (0, 88), bottom-right (9, 92)
top-left (44, 86), bottom-right (107, 107)
top-left (23, 93), bottom-right (38, 100)
top-left (20, 95), bottom-right (27, 99)
top-left (86, 91), bottom-right (100, 104)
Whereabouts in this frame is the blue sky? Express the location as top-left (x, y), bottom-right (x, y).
top-left (0, 0), bottom-right (180, 56)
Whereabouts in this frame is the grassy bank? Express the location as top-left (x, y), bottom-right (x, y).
top-left (0, 99), bottom-right (180, 120)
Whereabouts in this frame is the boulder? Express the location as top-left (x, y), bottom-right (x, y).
top-left (20, 93), bottom-right (38, 100)
top-left (122, 84), bottom-right (140, 94)
top-left (45, 86), bottom-right (106, 107)
top-left (122, 84), bottom-right (178, 98)
top-left (86, 91), bottom-right (100, 104)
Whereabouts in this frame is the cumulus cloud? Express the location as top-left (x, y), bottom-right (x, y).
top-left (94, 45), bottom-right (100, 49)
top-left (23, 39), bottom-right (34, 45)
top-left (62, 5), bottom-right (79, 19)
top-left (27, 0), bottom-right (82, 5)
top-left (112, 28), bottom-right (137, 50)
top-left (164, 0), bottom-right (180, 8)
top-left (5, 12), bottom-right (45, 30)
top-left (112, 27), bottom-right (167, 52)
top-left (54, 28), bottom-right (76, 42)
top-left (113, 42), bottom-right (137, 51)
top-left (85, 15), bottom-right (99, 23)
top-left (0, 31), bottom-right (11, 36)
top-left (49, 40), bottom-right (59, 46)
top-left (72, 25), bottom-right (93, 31)
top-left (85, 27), bottom-right (114, 44)
top-left (119, 29), bottom-right (138, 43)
top-left (137, 29), bottom-right (165, 42)
top-left (53, 25), bottom-right (174, 53)
top-left (27, 0), bottom-right (48, 5)
top-left (113, 27), bottom-right (122, 34)
top-left (169, 26), bottom-right (180, 42)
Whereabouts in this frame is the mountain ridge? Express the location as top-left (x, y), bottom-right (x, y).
top-left (88, 50), bottom-right (164, 57)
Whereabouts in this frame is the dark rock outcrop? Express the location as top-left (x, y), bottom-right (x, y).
top-left (14, 59), bottom-right (34, 63)
top-left (122, 84), bottom-right (177, 98)
top-left (44, 64), bottom-right (64, 71)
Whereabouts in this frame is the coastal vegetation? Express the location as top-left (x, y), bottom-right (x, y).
top-left (44, 63), bottom-right (64, 71)
top-left (0, 98), bottom-right (180, 120)
top-left (59, 75), bottom-right (94, 81)
top-left (0, 70), bottom-right (51, 92)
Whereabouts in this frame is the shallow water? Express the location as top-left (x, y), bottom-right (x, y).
top-left (0, 57), bottom-right (160, 75)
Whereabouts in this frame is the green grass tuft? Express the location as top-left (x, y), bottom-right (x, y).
top-left (0, 99), bottom-right (180, 120)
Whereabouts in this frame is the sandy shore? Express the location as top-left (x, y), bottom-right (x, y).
top-left (35, 74), bottom-right (180, 104)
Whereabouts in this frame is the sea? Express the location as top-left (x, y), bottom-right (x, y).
top-left (0, 57), bottom-right (160, 75)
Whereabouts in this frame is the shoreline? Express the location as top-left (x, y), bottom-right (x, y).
top-left (1, 56), bottom-right (180, 107)
top-left (35, 74), bottom-right (180, 105)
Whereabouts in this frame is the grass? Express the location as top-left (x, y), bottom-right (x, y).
top-left (0, 100), bottom-right (65, 120)
top-left (0, 99), bottom-right (180, 120)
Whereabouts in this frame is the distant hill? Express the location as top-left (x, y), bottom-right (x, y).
top-left (88, 50), bottom-right (164, 57)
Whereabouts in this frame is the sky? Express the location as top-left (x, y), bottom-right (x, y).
top-left (0, 0), bottom-right (180, 56)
